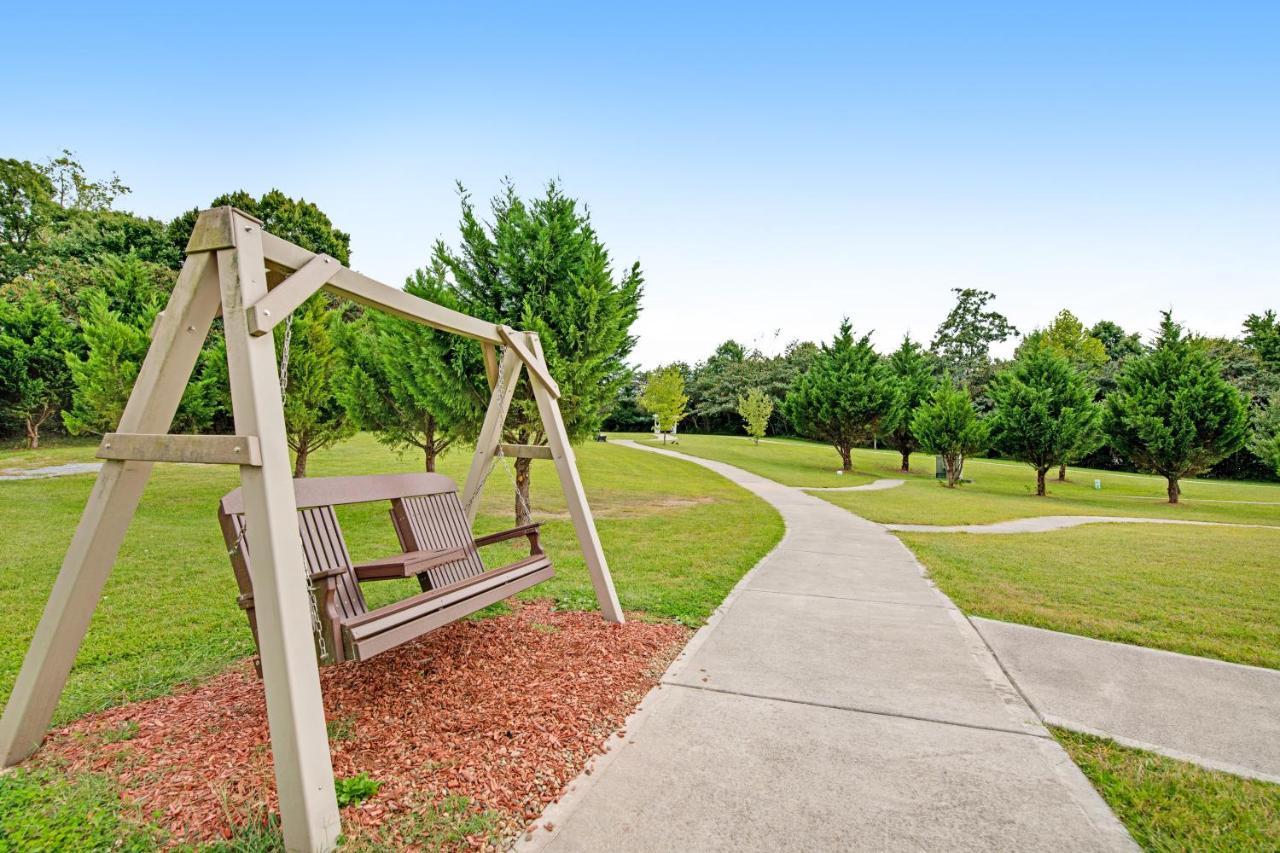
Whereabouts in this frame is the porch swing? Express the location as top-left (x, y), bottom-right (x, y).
top-left (1, 207), bottom-right (623, 852)
top-left (217, 325), bottom-right (553, 665)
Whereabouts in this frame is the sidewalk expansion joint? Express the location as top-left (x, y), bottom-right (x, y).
top-left (661, 680), bottom-right (1051, 741)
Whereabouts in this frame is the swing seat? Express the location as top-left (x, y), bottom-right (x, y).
top-left (218, 473), bottom-right (553, 665)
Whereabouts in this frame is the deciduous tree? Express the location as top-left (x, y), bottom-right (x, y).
top-left (1104, 313), bottom-right (1249, 503)
top-left (782, 319), bottom-right (892, 471)
top-left (640, 366), bottom-right (688, 444)
top-left (989, 348), bottom-right (1101, 496)
top-left (736, 387), bottom-right (774, 445)
top-left (931, 288), bottom-right (1017, 389)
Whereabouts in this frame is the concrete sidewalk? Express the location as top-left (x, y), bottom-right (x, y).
top-left (973, 618), bottom-right (1280, 783)
top-left (521, 444), bottom-right (1134, 852)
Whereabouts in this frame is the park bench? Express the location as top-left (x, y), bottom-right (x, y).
top-left (218, 473), bottom-right (552, 665)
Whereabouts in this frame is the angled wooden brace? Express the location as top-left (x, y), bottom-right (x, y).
top-left (460, 346), bottom-right (523, 525)
top-left (245, 252), bottom-right (342, 336)
top-left (497, 325), bottom-right (560, 398)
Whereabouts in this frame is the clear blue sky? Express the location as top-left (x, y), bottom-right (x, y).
top-left (4, 2), bottom-right (1277, 366)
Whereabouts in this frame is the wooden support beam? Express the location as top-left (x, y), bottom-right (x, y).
top-left (460, 348), bottom-right (522, 526)
top-left (498, 443), bottom-right (553, 460)
top-left (482, 343), bottom-right (499, 390)
top-left (246, 253), bottom-right (341, 336)
top-left (497, 326), bottom-right (561, 398)
top-left (0, 250), bottom-right (223, 768)
top-left (217, 213), bottom-right (341, 852)
top-left (258, 231), bottom-right (505, 344)
top-left (523, 332), bottom-right (624, 623)
top-left (97, 433), bottom-right (262, 466)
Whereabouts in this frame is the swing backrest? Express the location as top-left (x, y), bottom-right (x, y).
top-left (389, 491), bottom-right (488, 588)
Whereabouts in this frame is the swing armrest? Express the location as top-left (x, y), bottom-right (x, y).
top-left (474, 523), bottom-right (543, 555)
top-left (354, 546), bottom-right (472, 581)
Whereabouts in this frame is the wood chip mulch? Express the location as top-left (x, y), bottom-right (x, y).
top-left (36, 601), bottom-right (687, 848)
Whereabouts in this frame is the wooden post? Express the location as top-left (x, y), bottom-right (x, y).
top-left (216, 212), bottom-right (341, 852)
top-left (524, 333), bottom-right (624, 623)
top-left (460, 347), bottom-right (522, 526)
top-left (0, 252), bottom-right (223, 766)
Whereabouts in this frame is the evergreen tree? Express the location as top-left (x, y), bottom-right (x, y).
top-left (880, 336), bottom-right (936, 471)
top-left (413, 181), bottom-right (643, 524)
top-left (1104, 313), bottom-right (1249, 503)
top-left (639, 365), bottom-right (688, 444)
top-left (736, 387), bottom-right (774, 445)
top-left (782, 319), bottom-right (892, 471)
top-left (989, 348), bottom-right (1101, 496)
top-left (1251, 402), bottom-right (1280, 477)
top-left (911, 381), bottom-right (988, 488)
top-left (276, 296), bottom-right (356, 477)
top-left (0, 292), bottom-right (75, 447)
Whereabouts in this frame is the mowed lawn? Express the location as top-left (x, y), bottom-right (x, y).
top-left (631, 433), bottom-right (1280, 527)
top-left (0, 435), bottom-right (782, 725)
top-left (902, 524), bottom-right (1280, 669)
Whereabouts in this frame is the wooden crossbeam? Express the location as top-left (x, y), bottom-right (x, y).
top-left (246, 254), bottom-right (341, 336)
top-left (497, 326), bottom-right (561, 398)
top-left (498, 443), bottom-right (553, 460)
top-left (97, 433), bottom-right (262, 466)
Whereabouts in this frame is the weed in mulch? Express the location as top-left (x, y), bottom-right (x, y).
top-left (32, 600), bottom-right (687, 849)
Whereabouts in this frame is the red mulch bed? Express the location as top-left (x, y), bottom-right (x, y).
top-left (36, 601), bottom-right (687, 848)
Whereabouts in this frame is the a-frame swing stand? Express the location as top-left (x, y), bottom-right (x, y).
top-left (0, 207), bottom-right (623, 852)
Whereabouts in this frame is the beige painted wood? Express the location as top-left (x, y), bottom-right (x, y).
top-left (97, 433), bottom-right (263, 466)
top-left (259, 231), bottom-right (504, 344)
top-left (497, 325), bottom-right (561, 398)
top-left (482, 342), bottom-right (499, 390)
top-left (523, 333), bottom-right (624, 623)
top-left (0, 252), bottom-right (223, 767)
top-left (246, 253), bottom-right (341, 336)
top-left (498, 443), bottom-right (554, 460)
top-left (217, 214), bottom-right (341, 852)
top-left (460, 347), bottom-right (522, 526)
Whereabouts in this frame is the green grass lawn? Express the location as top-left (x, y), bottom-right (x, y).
top-left (626, 433), bottom-right (1280, 527)
top-left (902, 524), bottom-right (1280, 669)
top-left (0, 434), bottom-right (781, 725)
top-left (1054, 728), bottom-right (1280, 851)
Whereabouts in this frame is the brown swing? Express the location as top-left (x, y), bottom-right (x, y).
top-left (218, 472), bottom-right (552, 665)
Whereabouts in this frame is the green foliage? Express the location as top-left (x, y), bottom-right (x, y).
top-left (1019, 309), bottom-right (1107, 372)
top-left (276, 296), bottom-right (356, 477)
top-left (880, 336), bottom-right (937, 471)
top-left (736, 387), bottom-right (774, 444)
top-left (910, 381), bottom-right (987, 487)
top-left (930, 288), bottom-right (1018, 388)
top-left (1243, 309), bottom-right (1280, 370)
top-left (1251, 402), bottom-right (1280, 476)
top-left (336, 300), bottom-right (464, 472)
top-left (0, 157), bottom-right (56, 280)
top-left (168, 188), bottom-right (351, 266)
top-left (782, 319), bottom-right (891, 471)
top-left (988, 348), bottom-right (1101, 495)
top-left (0, 767), bottom-right (160, 851)
top-left (1105, 313), bottom-right (1249, 502)
top-left (639, 365), bottom-right (689, 443)
top-left (0, 290), bottom-right (76, 447)
top-left (684, 339), bottom-right (816, 434)
top-left (334, 773), bottom-right (383, 807)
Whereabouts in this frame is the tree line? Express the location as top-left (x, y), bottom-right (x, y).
top-left (631, 291), bottom-right (1280, 501)
top-left (0, 152), bottom-right (642, 525)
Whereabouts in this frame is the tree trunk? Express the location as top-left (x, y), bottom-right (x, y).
top-left (293, 443), bottom-right (309, 478)
top-left (1167, 476), bottom-right (1179, 504)
top-left (1058, 463), bottom-right (1067, 481)
top-left (900, 449), bottom-right (910, 472)
top-left (1036, 467), bottom-right (1048, 496)
top-left (423, 445), bottom-right (436, 473)
top-left (514, 456), bottom-right (533, 527)
top-left (838, 445), bottom-right (852, 472)
top-left (25, 418), bottom-right (38, 450)
top-left (944, 454), bottom-right (959, 488)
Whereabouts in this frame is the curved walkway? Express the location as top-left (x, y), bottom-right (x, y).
top-left (886, 515), bottom-right (1278, 534)
top-left (523, 442), bottom-right (1134, 852)
top-left (804, 477), bottom-right (905, 492)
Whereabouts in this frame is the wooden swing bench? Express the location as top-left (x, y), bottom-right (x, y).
top-left (218, 472), bottom-right (552, 665)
